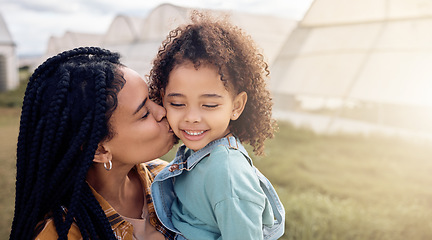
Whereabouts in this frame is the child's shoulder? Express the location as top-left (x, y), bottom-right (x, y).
top-left (207, 144), bottom-right (251, 168)
top-left (204, 145), bottom-right (260, 195)
top-left (209, 144), bottom-right (242, 157)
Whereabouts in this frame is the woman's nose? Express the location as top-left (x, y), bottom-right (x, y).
top-left (149, 100), bottom-right (166, 122)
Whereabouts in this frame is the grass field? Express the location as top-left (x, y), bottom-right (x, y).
top-left (1, 80), bottom-right (432, 239)
top-left (258, 124), bottom-right (432, 240)
top-left (0, 107), bottom-right (20, 239)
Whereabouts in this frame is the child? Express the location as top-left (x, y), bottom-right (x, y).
top-left (149, 12), bottom-right (285, 240)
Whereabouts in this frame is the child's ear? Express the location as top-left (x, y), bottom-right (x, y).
top-left (93, 143), bottom-right (112, 164)
top-left (231, 91), bottom-right (247, 120)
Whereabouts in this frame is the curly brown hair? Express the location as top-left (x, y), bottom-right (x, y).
top-left (148, 11), bottom-right (276, 155)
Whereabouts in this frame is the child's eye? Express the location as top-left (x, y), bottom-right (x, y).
top-left (170, 103), bottom-right (185, 107)
top-left (203, 104), bottom-right (218, 108)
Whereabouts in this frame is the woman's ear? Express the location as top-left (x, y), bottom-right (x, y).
top-left (93, 144), bottom-right (112, 164)
top-left (231, 91), bottom-right (247, 120)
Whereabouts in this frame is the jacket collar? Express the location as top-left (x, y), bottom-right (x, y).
top-left (175, 136), bottom-right (252, 171)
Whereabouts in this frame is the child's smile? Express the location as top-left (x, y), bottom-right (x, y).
top-left (184, 130), bottom-right (206, 136)
top-left (181, 129), bottom-right (208, 142)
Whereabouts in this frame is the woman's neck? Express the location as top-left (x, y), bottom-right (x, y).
top-left (86, 164), bottom-right (144, 219)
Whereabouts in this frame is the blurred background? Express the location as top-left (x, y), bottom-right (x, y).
top-left (1, 0), bottom-right (432, 239)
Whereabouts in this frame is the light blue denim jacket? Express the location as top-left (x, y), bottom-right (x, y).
top-left (151, 136), bottom-right (285, 239)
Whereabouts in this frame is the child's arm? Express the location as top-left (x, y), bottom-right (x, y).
top-left (206, 147), bottom-right (273, 240)
top-left (214, 198), bottom-right (265, 240)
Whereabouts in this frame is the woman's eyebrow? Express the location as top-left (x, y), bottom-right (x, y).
top-left (133, 98), bottom-right (147, 115)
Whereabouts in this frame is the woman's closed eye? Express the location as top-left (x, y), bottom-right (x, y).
top-left (141, 111), bottom-right (150, 119)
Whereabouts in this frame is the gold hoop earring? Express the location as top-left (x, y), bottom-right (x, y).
top-left (104, 160), bottom-right (112, 171)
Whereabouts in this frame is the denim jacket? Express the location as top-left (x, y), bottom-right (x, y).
top-left (151, 136), bottom-right (285, 240)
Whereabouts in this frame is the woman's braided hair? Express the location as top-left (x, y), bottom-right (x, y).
top-left (10, 47), bottom-right (125, 239)
top-left (148, 11), bottom-right (276, 155)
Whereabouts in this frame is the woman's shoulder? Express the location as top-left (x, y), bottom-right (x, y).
top-left (35, 217), bottom-right (82, 240)
top-left (140, 158), bottom-right (169, 176)
top-left (144, 158), bottom-right (169, 168)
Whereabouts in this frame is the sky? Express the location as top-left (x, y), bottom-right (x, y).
top-left (0, 0), bottom-right (313, 57)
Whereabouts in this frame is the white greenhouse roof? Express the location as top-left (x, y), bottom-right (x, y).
top-left (270, 0), bottom-right (432, 107)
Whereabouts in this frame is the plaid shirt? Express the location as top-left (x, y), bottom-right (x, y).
top-left (35, 159), bottom-right (175, 240)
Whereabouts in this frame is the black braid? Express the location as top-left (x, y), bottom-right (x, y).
top-left (10, 47), bottom-right (125, 239)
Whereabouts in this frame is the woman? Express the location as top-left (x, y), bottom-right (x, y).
top-left (9, 47), bottom-right (176, 239)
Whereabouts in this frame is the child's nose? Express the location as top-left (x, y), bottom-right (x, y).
top-left (184, 107), bottom-right (201, 123)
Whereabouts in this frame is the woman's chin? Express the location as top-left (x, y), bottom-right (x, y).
top-left (161, 135), bottom-right (178, 155)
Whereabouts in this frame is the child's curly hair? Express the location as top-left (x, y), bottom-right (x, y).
top-left (148, 11), bottom-right (276, 155)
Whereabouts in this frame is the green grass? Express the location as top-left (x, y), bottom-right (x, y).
top-left (0, 70), bottom-right (29, 108)
top-left (252, 123), bottom-right (432, 240)
top-left (2, 76), bottom-right (432, 239)
top-left (0, 108), bottom-right (20, 238)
